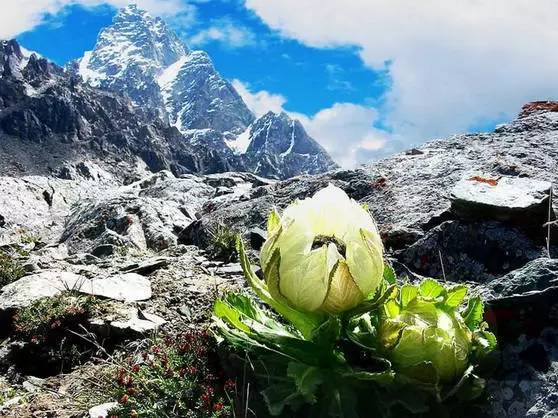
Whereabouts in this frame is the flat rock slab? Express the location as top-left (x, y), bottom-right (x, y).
top-left (89, 402), bottom-right (118, 418)
top-left (450, 175), bottom-right (552, 224)
top-left (79, 273), bottom-right (152, 302)
top-left (0, 271), bottom-right (86, 311)
top-left (0, 272), bottom-right (151, 312)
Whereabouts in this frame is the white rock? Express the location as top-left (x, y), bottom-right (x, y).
top-left (81, 273), bottom-right (152, 302)
top-left (0, 271), bottom-right (87, 310)
top-left (89, 402), bottom-right (118, 418)
top-left (450, 175), bottom-right (551, 223)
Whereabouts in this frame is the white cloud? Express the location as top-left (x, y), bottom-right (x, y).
top-left (245, 0), bottom-right (558, 149)
top-left (0, 0), bottom-right (186, 39)
top-left (189, 18), bottom-right (257, 48)
top-left (234, 80), bottom-right (388, 168)
top-left (294, 104), bottom-right (393, 168)
top-left (232, 79), bottom-right (287, 117)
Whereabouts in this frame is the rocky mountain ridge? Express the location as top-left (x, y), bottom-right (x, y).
top-left (75, 4), bottom-right (338, 179)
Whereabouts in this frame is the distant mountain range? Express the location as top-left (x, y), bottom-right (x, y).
top-left (0, 4), bottom-right (337, 180)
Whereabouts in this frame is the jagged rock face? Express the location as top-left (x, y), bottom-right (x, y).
top-left (76, 5), bottom-right (336, 179)
top-left (77, 4), bottom-right (187, 121)
top-left (237, 112), bottom-right (338, 179)
top-left (157, 51), bottom-right (254, 134)
top-left (0, 39), bottom-right (241, 179)
top-left (78, 4), bottom-right (254, 134)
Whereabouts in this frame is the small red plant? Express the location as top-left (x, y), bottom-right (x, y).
top-left (110, 330), bottom-right (235, 417)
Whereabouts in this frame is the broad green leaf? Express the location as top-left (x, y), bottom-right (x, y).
top-left (346, 313), bottom-right (379, 351)
top-left (419, 278), bottom-right (445, 299)
top-left (384, 299), bottom-right (400, 318)
top-left (400, 284), bottom-right (418, 308)
top-left (214, 294), bottom-right (342, 367)
top-left (322, 386), bottom-right (359, 418)
top-left (310, 316), bottom-right (341, 348)
top-left (463, 296), bottom-right (484, 331)
top-left (383, 263), bottom-right (397, 285)
top-left (445, 285), bottom-right (468, 308)
top-left (346, 284), bottom-right (397, 318)
top-left (213, 298), bottom-right (252, 334)
top-left (474, 328), bottom-right (498, 353)
top-left (343, 369), bottom-right (395, 385)
top-left (237, 236), bottom-right (325, 339)
top-left (287, 362), bottom-right (324, 402)
top-left (261, 382), bottom-right (305, 416)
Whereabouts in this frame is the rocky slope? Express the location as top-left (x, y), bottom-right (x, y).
top-left (2, 21), bottom-right (558, 414)
top-left (75, 4), bottom-right (337, 179)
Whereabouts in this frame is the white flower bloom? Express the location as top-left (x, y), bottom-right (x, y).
top-left (260, 184), bottom-right (384, 314)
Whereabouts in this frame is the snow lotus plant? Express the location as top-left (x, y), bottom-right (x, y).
top-left (212, 185), bottom-right (497, 417)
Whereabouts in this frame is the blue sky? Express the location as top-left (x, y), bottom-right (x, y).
top-left (6, 0), bottom-right (558, 167)
top-left (17, 2), bottom-right (387, 116)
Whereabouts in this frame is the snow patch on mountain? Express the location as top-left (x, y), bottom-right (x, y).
top-left (226, 126), bottom-right (252, 154)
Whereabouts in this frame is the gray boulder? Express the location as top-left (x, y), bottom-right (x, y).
top-left (451, 175), bottom-right (552, 226)
top-left (488, 258), bottom-right (558, 298)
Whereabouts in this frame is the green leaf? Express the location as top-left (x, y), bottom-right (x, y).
top-left (237, 237), bottom-right (325, 339)
top-left (383, 263), bottom-right (397, 285)
top-left (346, 313), bottom-right (380, 351)
top-left (214, 293), bottom-right (342, 367)
top-left (261, 382), bottom-right (305, 416)
top-left (445, 285), bottom-right (468, 308)
top-left (267, 208), bottom-right (281, 235)
top-left (463, 296), bottom-right (484, 331)
top-left (213, 298), bottom-right (252, 334)
top-left (345, 284), bottom-right (397, 318)
top-left (384, 299), bottom-right (400, 318)
top-left (343, 369), bottom-right (394, 385)
top-left (400, 284), bottom-right (418, 308)
top-left (287, 362), bottom-right (324, 402)
top-left (419, 278), bottom-right (445, 299)
top-left (310, 316), bottom-right (341, 348)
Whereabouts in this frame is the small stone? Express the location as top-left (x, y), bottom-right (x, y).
top-left (22, 262), bottom-right (40, 273)
top-left (178, 304), bottom-right (192, 319)
top-left (123, 257), bottom-right (169, 275)
top-left (88, 402), bottom-right (118, 418)
top-left (22, 376), bottom-right (46, 393)
top-left (216, 263), bottom-right (243, 275)
top-left (91, 244), bottom-right (116, 258)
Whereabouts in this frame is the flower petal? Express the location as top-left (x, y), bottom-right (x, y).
top-left (321, 260), bottom-right (364, 314)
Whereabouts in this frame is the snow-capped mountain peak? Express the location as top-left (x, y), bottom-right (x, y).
top-left (241, 111), bottom-right (338, 178)
top-left (77, 4), bottom-right (252, 133)
top-left (75, 5), bottom-right (337, 179)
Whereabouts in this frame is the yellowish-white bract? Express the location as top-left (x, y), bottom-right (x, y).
top-left (260, 184), bottom-right (384, 314)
